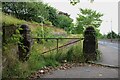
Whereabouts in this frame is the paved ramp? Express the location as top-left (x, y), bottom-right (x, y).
top-left (41, 65), bottom-right (118, 78)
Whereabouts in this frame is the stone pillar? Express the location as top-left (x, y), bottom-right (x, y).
top-left (83, 26), bottom-right (97, 62)
top-left (18, 24), bottom-right (31, 61)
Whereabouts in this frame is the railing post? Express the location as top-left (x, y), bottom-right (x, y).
top-left (57, 39), bottom-right (59, 54)
top-left (18, 24), bottom-right (31, 62)
top-left (83, 26), bottom-right (97, 62)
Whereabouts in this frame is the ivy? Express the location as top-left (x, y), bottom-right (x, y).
top-left (9, 27), bottom-right (23, 44)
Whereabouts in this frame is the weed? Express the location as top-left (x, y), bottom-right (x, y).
top-left (96, 49), bottom-right (102, 61)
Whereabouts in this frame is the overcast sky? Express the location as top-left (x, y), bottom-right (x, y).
top-left (43, 0), bottom-right (119, 34)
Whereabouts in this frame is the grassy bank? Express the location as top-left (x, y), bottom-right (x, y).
top-left (2, 13), bottom-right (84, 78)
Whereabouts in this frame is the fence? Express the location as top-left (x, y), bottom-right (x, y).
top-left (31, 37), bottom-right (84, 62)
top-left (32, 38), bottom-right (84, 55)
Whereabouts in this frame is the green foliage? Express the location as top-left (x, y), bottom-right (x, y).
top-left (35, 27), bottom-right (53, 38)
top-left (2, 3), bottom-right (86, 78)
top-left (100, 34), bottom-right (107, 39)
top-left (46, 6), bottom-right (58, 26)
top-left (3, 34), bottom-right (85, 78)
top-left (3, 60), bottom-right (20, 78)
top-left (95, 28), bottom-right (103, 39)
top-left (2, 10), bottom-right (75, 78)
top-left (2, 43), bottom-right (29, 78)
top-left (28, 48), bottom-right (46, 71)
top-left (74, 8), bottom-right (103, 34)
top-left (44, 20), bottom-right (52, 26)
top-left (107, 31), bottom-right (118, 39)
top-left (66, 47), bottom-right (74, 62)
top-left (9, 27), bottom-right (23, 44)
top-left (57, 15), bottom-right (73, 33)
top-left (2, 2), bottom-right (49, 23)
top-left (66, 41), bottom-right (84, 62)
top-left (2, 2), bottom-right (74, 32)
top-left (43, 53), bottom-right (60, 67)
top-left (35, 27), bottom-right (44, 38)
top-left (54, 41), bottom-right (84, 63)
top-left (2, 12), bottom-right (26, 26)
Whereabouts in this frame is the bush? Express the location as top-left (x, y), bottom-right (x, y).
top-left (44, 20), bottom-right (52, 26)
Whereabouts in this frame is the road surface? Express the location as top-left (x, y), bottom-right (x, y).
top-left (41, 65), bottom-right (118, 78)
top-left (98, 40), bottom-right (119, 66)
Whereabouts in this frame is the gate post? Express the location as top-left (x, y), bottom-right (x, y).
top-left (18, 24), bottom-right (31, 62)
top-left (83, 26), bottom-right (97, 62)
top-left (56, 39), bottom-right (59, 54)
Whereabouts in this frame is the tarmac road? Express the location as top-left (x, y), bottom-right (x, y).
top-left (98, 40), bottom-right (119, 66)
top-left (41, 65), bottom-right (118, 78)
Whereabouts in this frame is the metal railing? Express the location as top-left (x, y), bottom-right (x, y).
top-left (32, 38), bottom-right (84, 54)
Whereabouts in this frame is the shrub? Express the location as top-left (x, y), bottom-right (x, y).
top-left (44, 20), bottom-right (52, 26)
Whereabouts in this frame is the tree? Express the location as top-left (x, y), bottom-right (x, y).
top-left (74, 8), bottom-right (103, 34)
top-left (2, 2), bottom-right (49, 22)
top-left (2, 2), bottom-right (74, 32)
top-left (46, 6), bottom-right (58, 26)
top-left (107, 31), bottom-right (118, 39)
top-left (95, 29), bottom-right (103, 39)
top-left (56, 14), bottom-right (73, 33)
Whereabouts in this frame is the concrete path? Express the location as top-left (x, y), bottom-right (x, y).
top-left (41, 65), bottom-right (118, 78)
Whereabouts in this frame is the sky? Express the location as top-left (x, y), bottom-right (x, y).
top-left (42, 0), bottom-right (119, 35)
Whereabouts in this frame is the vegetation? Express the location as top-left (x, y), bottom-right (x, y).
top-left (2, 1), bottom-right (103, 78)
top-left (100, 31), bottom-right (119, 39)
top-left (2, 12), bottom-right (26, 26)
top-left (2, 2), bottom-right (74, 33)
top-left (57, 15), bottom-right (73, 33)
top-left (2, 12), bottom-right (83, 78)
top-left (2, 2), bottom-right (49, 22)
top-left (106, 31), bottom-right (119, 39)
top-left (73, 8), bottom-right (103, 35)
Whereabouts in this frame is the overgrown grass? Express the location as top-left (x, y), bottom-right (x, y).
top-left (55, 40), bottom-right (84, 62)
top-left (3, 38), bottom-right (84, 78)
top-left (2, 12), bottom-right (26, 26)
top-left (3, 43), bottom-right (31, 78)
top-left (2, 12), bottom-right (67, 36)
top-left (2, 12), bottom-right (84, 78)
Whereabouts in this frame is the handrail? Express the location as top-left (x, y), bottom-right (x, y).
top-left (32, 37), bottom-right (84, 54)
top-left (32, 37), bottom-right (84, 40)
top-left (41, 39), bottom-right (81, 54)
